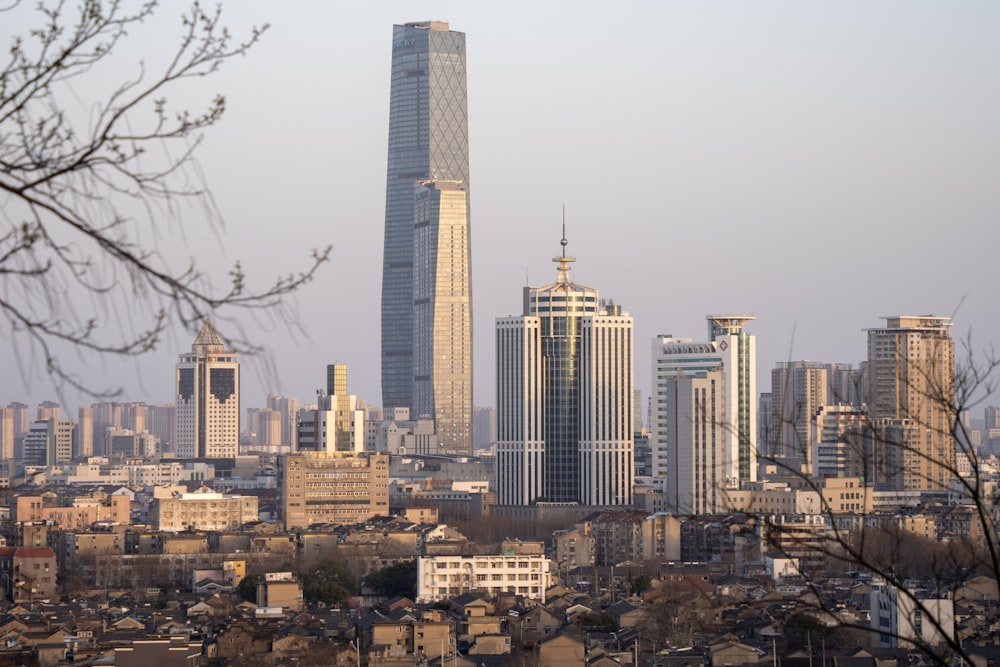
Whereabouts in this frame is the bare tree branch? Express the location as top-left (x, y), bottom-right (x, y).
top-left (0, 0), bottom-right (331, 397)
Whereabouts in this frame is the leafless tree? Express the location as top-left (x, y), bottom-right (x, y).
top-left (0, 0), bottom-right (330, 396)
top-left (759, 335), bottom-right (1000, 665)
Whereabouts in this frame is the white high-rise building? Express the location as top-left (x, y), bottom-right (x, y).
top-left (652, 316), bottom-right (757, 508)
top-left (496, 236), bottom-right (633, 507)
top-left (174, 321), bottom-right (240, 458)
top-left (664, 369), bottom-right (729, 514)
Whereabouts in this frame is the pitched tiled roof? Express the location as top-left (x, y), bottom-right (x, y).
top-left (14, 547), bottom-right (55, 558)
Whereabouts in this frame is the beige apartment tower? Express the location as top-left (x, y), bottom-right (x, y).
top-left (174, 321), bottom-right (240, 458)
top-left (866, 316), bottom-right (955, 492)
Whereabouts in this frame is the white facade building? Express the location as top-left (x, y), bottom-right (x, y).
top-left (663, 369), bottom-right (730, 514)
top-left (652, 316), bottom-right (757, 502)
top-left (416, 553), bottom-right (551, 603)
top-left (870, 577), bottom-right (955, 649)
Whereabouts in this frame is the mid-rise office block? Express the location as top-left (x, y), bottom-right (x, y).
top-left (496, 238), bottom-right (633, 507)
top-left (174, 321), bottom-right (239, 459)
top-left (416, 553), bottom-right (551, 603)
top-left (278, 452), bottom-right (389, 530)
top-left (150, 488), bottom-right (257, 532)
top-left (107, 428), bottom-right (159, 459)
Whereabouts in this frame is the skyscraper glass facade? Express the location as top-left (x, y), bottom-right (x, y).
top-left (381, 21), bottom-right (470, 425)
top-left (497, 241), bottom-right (633, 506)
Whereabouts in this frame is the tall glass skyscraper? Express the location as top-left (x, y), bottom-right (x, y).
top-left (381, 21), bottom-right (472, 455)
top-left (496, 237), bottom-right (634, 506)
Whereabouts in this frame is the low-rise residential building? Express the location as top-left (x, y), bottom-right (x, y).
top-left (257, 571), bottom-right (303, 611)
top-left (370, 616), bottom-right (454, 664)
top-left (13, 492), bottom-right (130, 529)
top-left (0, 546), bottom-right (58, 602)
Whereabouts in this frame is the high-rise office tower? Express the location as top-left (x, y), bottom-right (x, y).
top-left (174, 321), bottom-right (240, 458)
top-left (147, 403), bottom-right (176, 454)
top-left (0, 407), bottom-right (14, 460)
top-left (247, 408), bottom-right (282, 448)
top-left (381, 21), bottom-right (472, 455)
top-left (91, 401), bottom-right (123, 457)
top-left (866, 315), bottom-right (955, 491)
top-left (664, 369), bottom-right (728, 514)
top-left (812, 404), bottom-right (869, 479)
top-left (767, 361), bottom-right (861, 463)
top-left (496, 237), bottom-right (634, 507)
top-left (7, 402), bottom-right (28, 459)
top-left (266, 394), bottom-right (299, 448)
top-left (75, 407), bottom-right (94, 459)
top-left (769, 361), bottom-right (829, 460)
top-left (121, 403), bottom-right (148, 434)
top-left (651, 316), bottom-right (757, 498)
top-left (36, 401), bottom-right (60, 421)
top-left (297, 365), bottom-right (366, 454)
top-left (706, 315), bottom-right (757, 484)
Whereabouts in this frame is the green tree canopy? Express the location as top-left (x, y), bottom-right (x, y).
top-left (301, 560), bottom-right (356, 606)
top-left (365, 561), bottom-right (417, 599)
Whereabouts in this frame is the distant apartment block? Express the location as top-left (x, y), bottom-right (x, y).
top-left (867, 316), bottom-right (955, 492)
top-left (150, 488), bottom-right (258, 532)
top-left (13, 493), bottom-right (130, 529)
top-left (22, 418), bottom-right (74, 466)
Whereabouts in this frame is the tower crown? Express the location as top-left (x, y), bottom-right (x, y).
top-left (193, 320), bottom-right (225, 353)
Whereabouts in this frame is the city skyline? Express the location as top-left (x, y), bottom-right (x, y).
top-left (0, 3), bottom-right (997, 414)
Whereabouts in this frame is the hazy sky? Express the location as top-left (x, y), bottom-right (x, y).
top-left (3, 2), bottom-right (999, 416)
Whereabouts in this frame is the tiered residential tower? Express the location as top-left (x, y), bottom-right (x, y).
top-left (496, 236), bottom-right (634, 507)
top-left (866, 315), bottom-right (955, 491)
top-left (174, 321), bottom-right (240, 458)
top-left (381, 21), bottom-right (472, 455)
